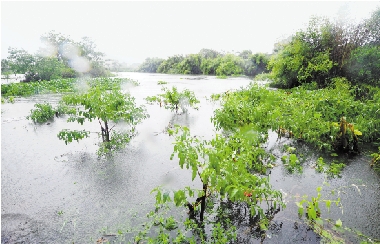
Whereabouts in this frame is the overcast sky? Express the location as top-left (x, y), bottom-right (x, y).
top-left (1, 1), bottom-right (379, 64)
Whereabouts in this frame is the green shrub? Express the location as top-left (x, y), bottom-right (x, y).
top-left (27, 102), bottom-right (56, 123)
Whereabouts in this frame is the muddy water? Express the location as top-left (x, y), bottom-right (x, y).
top-left (1, 72), bottom-right (379, 243)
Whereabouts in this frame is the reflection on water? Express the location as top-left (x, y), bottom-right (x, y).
top-left (1, 72), bottom-right (379, 243)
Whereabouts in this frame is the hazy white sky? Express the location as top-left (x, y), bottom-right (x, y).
top-left (1, 1), bottom-right (379, 64)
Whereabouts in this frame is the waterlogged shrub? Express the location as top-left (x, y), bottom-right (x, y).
top-left (27, 102), bottom-right (56, 123)
top-left (213, 81), bottom-right (380, 153)
top-left (138, 125), bottom-right (283, 242)
top-left (58, 85), bottom-right (148, 156)
top-left (145, 86), bottom-right (199, 113)
top-left (315, 157), bottom-right (346, 178)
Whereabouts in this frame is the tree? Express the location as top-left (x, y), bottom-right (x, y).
top-left (6, 47), bottom-right (35, 75)
top-left (346, 45), bottom-right (380, 86)
top-left (242, 53), bottom-right (270, 77)
top-left (363, 7), bottom-right (380, 46)
top-left (177, 54), bottom-right (202, 74)
top-left (216, 54), bottom-right (243, 76)
top-left (148, 125), bottom-right (283, 241)
top-left (57, 80), bottom-right (149, 156)
top-left (24, 56), bottom-right (76, 82)
top-left (157, 55), bottom-right (184, 74)
top-left (198, 48), bottom-right (221, 59)
top-left (269, 17), bottom-right (334, 88)
top-left (137, 57), bottom-right (164, 73)
top-left (200, 56), bottom-right (221, 75)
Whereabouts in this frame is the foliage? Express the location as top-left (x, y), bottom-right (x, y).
top-left (296, 185), bottom-right (378, 243)
top-left (6, 47), bottom-right (36, 75)
top-left (296, 186), bottom-right (345, 243)
top-left (26, 102), bottom-right (56, 123)
top-left (126, 201), bottom-right (237, 243)
top-left (212, 80), bottom-right (379, 153)
top-left (157, 55), bottom-right (185, 74)
top-left (315, 157), bottom-right (346, 178)
top-left (177, 54), bottom-right (202, 75)
top-left (200, 57), bottom-right (222, 75)
top-left (157, 80), bottom-right (168, 85)
top-left (370, 147), bottom-right (380, 171)
top-left (268, 18), bottom-right (334, 88)
top-left (198, 48), bottom-right (221, 59)
top-left (145, 86), bottom-right (200, 113)
top-left (216, 54), bottom-right (243, 76)
top-left (268, 10), bottom-right (380, 88)
top-left (3, 31), bottom-right (110, 81)
top-left (24, 56), bottom-right (77, 82)
top-left (137, 57), bottom-right (164, 73)
top-left (281, 146), bottom-right (303, 173)
top-left (345, 45), bottom-right (380, 86)
top-left (58, 80), bottom-right (148, 156)
top-left (144, 49), bottom-right (270, 77)
top-left (1, 77), bottom-right (135, 98)
top-left (57, 129), bottom-right (90, 144)
top-left (241, 53), bottom-right (270, 77)
top-left (140, 125), bottom-right (284, 241)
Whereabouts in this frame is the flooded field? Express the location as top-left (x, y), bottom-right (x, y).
top-left (1, 72), bottom-right (379, 243)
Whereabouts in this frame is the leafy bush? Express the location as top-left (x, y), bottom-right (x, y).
top-left (27, 102), bottom-right (56, 123)
top-left (58, 83), bottom-right (149, 156)
top-left (145, 86), bottom-right (199, 113)
top-left (212, 81), bottom-right (380, 153)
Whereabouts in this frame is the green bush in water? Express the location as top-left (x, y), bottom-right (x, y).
top-left (27, 102), bottom-right (56, 123)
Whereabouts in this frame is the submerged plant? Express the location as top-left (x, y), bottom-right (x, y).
top-left (157, 80), bottom-right (167, 85)
top-left (57, 83), bottom-right (148, 156)
top-left (145, 125), bottom-right (283, 241)
top-left (314, 157), bottom-right (346, 178)
top-left (27, 102), bottom-right (56, 123)
top-left (145, 86), bottom-right (199, 113)
top-left (296, 185), bottom-right (377, 243)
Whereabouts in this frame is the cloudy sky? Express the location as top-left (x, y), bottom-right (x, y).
top-left (1, 1), bottom-right (379, 64)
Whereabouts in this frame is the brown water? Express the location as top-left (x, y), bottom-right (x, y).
top-left (1, 72), bottom-right (379, 243)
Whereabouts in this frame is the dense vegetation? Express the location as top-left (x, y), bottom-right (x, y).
top-left (1, 31), bottom-right (111, 82)
top-left (1, 7), bottom-right (379, 244)
top-left (269, 10), bottom-right (380, 88)
top-left (138, 49), bottom-right (270, 77)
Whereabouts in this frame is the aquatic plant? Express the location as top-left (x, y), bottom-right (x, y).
top-left (296, 185), bottom-right (378, 243)
top-left (212, 80), bottom-right (379, 155)
top-left (135, 125), bottom-right (283, 241)
top-left (145, 86), bottom-right (199, 114)
top-left (157, 80), bottom-right (167, 85)
top-left (27, 102), bottom-right (56, 123)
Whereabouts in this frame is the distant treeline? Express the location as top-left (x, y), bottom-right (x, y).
top-left (137, 49), bottom-right (269, 78)
top-left (138, 7), bottom-right (380, 88)
top-left (1, 31), bottom-right (111, 82)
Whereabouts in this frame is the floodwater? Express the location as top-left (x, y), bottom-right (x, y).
top-left (1, 72), bottom-right (379, 243)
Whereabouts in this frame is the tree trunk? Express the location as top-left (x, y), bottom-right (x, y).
top-left (200, 183), bottom-right (207, 223)
top-left (104, 121), bottom-right (110, 142)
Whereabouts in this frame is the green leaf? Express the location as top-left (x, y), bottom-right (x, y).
top-left (335, 219), bottom-right (342, 227)
top-left (325, 200), bottom-right (331, 212)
